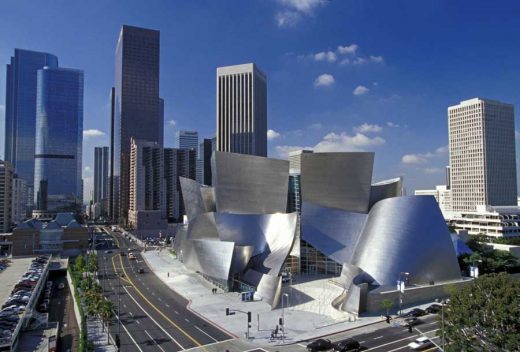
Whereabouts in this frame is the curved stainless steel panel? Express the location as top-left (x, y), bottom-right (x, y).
top-left (243, 269), bottom-right (283, 308)
top-left (230, 245), bottom-right (254, 275)
top-left (352, 196), bottom-right (461, 286)
top-left (369, 177), bottom-right (403, 209)
top-left (200, 187), bottom-right (216, 213)
top-left (179, 177), bottom-right (207, 222)
top-left (184, 239), bottom-right (235, 281)
top-left (187, 212), bottom-right (219, 240)
top-left (301, 152), bottom-right (374, 213)
top-left (212, 152), bottom-right (289, 214)
top-left (301, 202), bottom-right (367, 264)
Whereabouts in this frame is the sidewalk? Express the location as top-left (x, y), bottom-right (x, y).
top-left (87, 317), bottom-right (117, 352)
top-left (141, 249), bottom-right (386, 346)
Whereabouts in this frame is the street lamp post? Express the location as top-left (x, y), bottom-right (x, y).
top-left (397, 272), bottom-right (410, 316)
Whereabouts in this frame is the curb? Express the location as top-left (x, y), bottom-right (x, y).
top-left (140, 250), bottom-right (238, 339)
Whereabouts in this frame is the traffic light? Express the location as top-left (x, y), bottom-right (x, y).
top-left (279, 317), bottom-right (283, 326)
top-left (226, 308), bottom-right (230, 316)
top-left (247, 312), bottom-right (251, 323)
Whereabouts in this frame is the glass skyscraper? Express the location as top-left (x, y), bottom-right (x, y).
top-left (34, 67), bottom-right (83, 213)
top-left (94, 146), bottom-right (109, 205)
top-left (112, 25), bottom-right (162, 224)
top-left (4, 49), bottom-right (58, 208)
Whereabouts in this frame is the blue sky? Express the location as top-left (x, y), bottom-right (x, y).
top-left (1, 0), bottom-right (520, 200)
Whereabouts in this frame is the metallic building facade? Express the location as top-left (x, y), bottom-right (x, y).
top-left (113, 25), bottom-right (162, 224)
top-left (34, 67), bottom-right (83, 213)
top-left (216, 63), bottom-right (267, 157)
top-left (175, 152), bottom-right (296, 308)
top-left (4, 49), bottom-right (58, 206)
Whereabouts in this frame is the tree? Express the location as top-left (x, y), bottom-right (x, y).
top-left (441, 273), bottom-right (520, 351)
top-left (87, 253), bottom-right (98, 273)
top-left (75, 255), bottom-right (85, 273)
top-left (99, 299), bottom-right (115, 342)
top-left (380, 299), bottom-right (394, 317)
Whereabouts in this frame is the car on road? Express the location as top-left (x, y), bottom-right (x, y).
top-left (58, 283), bottom-right (65, 290)
top-left (426, 304), bottom-right (442, 314)
top-left (104, 250), bottom-right (112, 254)
top-left (307, 338), bottom-right (334, 351)
top-left (333, 338), bottom-right (360, 351)
top-left (137, 268), bottom-right (145, 274)
top-left (401, 308), bottom-right (426, 318)
top-left (128, 253), bottom-right (136, 260)
top-left (408, 336), bottom-right (434, 350)
top-left (400, 317), bottom-right (422, 327)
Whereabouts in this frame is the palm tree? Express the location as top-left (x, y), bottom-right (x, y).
top-left (99, 300), bottom-right (115, 342)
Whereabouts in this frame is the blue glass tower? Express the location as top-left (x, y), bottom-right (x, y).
top-left (4, 49), bottom-right (58, 206)
top-left (34, 67), bottom-right (83, 213)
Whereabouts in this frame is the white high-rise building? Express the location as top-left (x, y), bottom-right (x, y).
top-left (216, 63), bottom-right (267, 157)
top-left (448, 98), bottom-right (517, 212)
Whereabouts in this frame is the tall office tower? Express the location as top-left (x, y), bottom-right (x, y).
top-left (448, 98), bottom-right (517, 212)
top-left (4, 49), bottom-right (58, 210)
top-left (199, 138), bottom-right (213, 185)
top-left (94, 147), bottom-right (110, 214)
top-left (178, 130), bottom-right (199, 151)
top-left (216, 63), bottom-right (267, 157)
top-left (33, 67), bottom-right (83, 214)
top-left (109, 87), bottom-right (116, 221)
top-left (128, 139), bottom-right (165, 230)
top-left (113, 25), bottom-right (162, 225)
top-left (163, 148), bottom-right (196, 221)
top-left (11, 175), bottom-right (27, 225)
top-left (0, 161), bottom-right (14, 233)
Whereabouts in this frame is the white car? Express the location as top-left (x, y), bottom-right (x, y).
top-left (408, 336), bottom-right (434, 350)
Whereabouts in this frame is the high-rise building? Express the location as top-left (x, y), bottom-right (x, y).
top-left (178, 130), bottom-right (199, 151)
top-left (128, 139), bottom-right (165, 230)
top-left (448, 98), bottom-right (517, 212)
top-left (4, 49), bottom-right (58, 209)
top-left (109, 87), bottom-right (117, 221)
top-left (199, 138), bottom-right (213, 186)
top-left (112, 25), bottom-right (162, 225)
top-left (163, 148), bottom-right (196, 221)
top-left (94, 147), bottom-right (109, 214)
top-left (33, 67), bottom-right (83, 214)
top-left (0, 161), bottom-right (14, 233)
top-left (216, 63), bottom-right (267, 157)
top-left (11, 175), bottom-right (27, 226)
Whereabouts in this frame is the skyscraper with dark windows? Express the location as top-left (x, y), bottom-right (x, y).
top-left (112, 25), bottom-right (162, 224)
top-left (199, 138), bottom-right (213, 186)
top-left (4, 49), bottom-right (58, 211)
top-left (94, 147), bottom-right (109, 214)
top-left (163, 148), bottom-right (196, 221)
top-left (33, 67), bottom-right (83, 214)
top-left (216, 63), bottom-right (267, 157)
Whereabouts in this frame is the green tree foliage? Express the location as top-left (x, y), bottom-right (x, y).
top-left (442, 273), bottom-right (520, 351)
top-left (87, 253), bottom-right (98, 273)
top-left (75, 255), bottom-right (85, 273)
top-left (380, 299), bottom-right (394, 316)
top-left (458, 237), bottom-right (519, 274)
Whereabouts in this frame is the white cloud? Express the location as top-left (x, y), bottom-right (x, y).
top-left (308, 123), bottom-right (323, 130)
top-left (275, 0), bottom-right (326, 27)
top-left (276, 11), bottom-right (301, 27)
top-left (402, 154), bottom-right (428, 164)
top-left (314, 132), bottom-right (385, 152)
top-left (435, 145), bottom-right (449, 154)
top-left (267, 129), bottom-right (281, 141)
top-left (314, 51), bottom-right (337, 63)
top-left (278, 0), bottom-right (324, 14)
top-left (275, 145), bottom-right (313, 159)
top-left (168, 119), bottom-right (177, 128)
top-left (314, 73), bottom-right (335, 87)
top-left (387, 121), bottom-right (400, 128)
top-left (354, 123), bottom-right (383, 134)
top-left (83, 129), bottom-right (105, 138)
top-left (353, 85), bottom-right (369, 96)
top-left (369, 55), bottom-right (384, 63)
top-left (339, 58), bottom-right (350, 65)
top-left (337, 44), bottom-right (358, 55)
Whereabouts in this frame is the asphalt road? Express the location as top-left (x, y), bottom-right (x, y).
top-left (97, 227), bottom-right (234, 352)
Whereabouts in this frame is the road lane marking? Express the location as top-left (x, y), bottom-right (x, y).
top-left (112, 308), bottom-right (144, 352)
top-left (165, 304), bottom-right (170, 308)
top-left (114, 234), bottom-right (207, 350)
top-left (144, 330), bottom-right (167, 352)
top-left (195, 325), bottom-right (218, 342)
top-left (185, 318), bottom-right (190, 323)
top-left (364, 334), bottom-right (420, 351)
top-left (373, 336), bottom-right (383, 339)
top-left (387, 346), bottom-right (408, 352)
top-left (174, 311), bottom-right (179, 315)
top-left (136, 320), bottom-right (140, 324)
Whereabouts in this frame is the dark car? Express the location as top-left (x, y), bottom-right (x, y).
top-left (425, 304), bottom-right (442, 314)
top-left (137, 268), bottom-right (145, 274)
top-left (400, 317), bottom-right (422, 327)
top-left (334, 338), bottom-right (360, 351)
top-left (402, 308), bottom-right (426, 318)
top-left (307, 338), bottom-right (334, 351)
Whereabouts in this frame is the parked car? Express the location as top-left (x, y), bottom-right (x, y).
top-left (334, 338), bottom-right (360, 351)
top-left (402, 308), bottom-right (426, 318)
top-left (426, 304), bottom-right (442, 314)
top-left (128, 253), bottom-right (136, 260)
top-left (408, 336), bottom-right (434, 350)
top-left (307, 338), bottom-right (334, 351)
top-left (137, 268), bottom-right (145, 274)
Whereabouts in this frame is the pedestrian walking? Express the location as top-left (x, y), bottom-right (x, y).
top-left (167, 272), bottom-right (170, 278)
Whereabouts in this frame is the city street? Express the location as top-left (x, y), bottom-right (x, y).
top-left (97, 228), bottom-right (234, 351)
